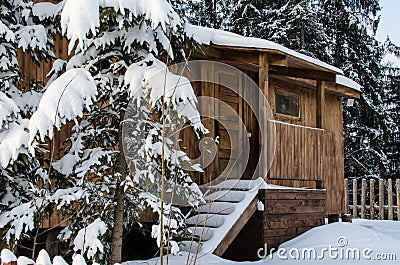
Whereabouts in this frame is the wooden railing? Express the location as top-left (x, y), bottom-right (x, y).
top-left (345, 178), bottom-right (400, 220)
top-left (268, 120), bottom-right (325, 181)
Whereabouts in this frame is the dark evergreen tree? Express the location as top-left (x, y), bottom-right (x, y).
top-left (320, 0), bottom-right (393, 179)
top-left (382, 39), bottom-right (400, 178)
top-left (229, 0), bottom-right (330, 59)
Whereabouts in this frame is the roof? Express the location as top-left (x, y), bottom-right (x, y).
top-left (185, 23), bottom-right (361, 93)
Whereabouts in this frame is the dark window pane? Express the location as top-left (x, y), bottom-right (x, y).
top-left (275, 91), bottom-right (299, 117)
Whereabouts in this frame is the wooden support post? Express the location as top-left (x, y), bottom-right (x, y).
top-left (258, 52), bottom-right (269, 179)
top-left (344, 179), bottom-right (349, 214)
top-left (379, 179), bottom-right (384, 220)
top-left (388, 179), bottom-right (393, 220)
top-left (397, 179), bottom-right (400, 221)
top-left (316, 80), bottom-right (325, 129)
top-left (361, 179), bottom-right (366, 219)
top-left (370, 179), bottom-right (375, 219)
top-left (352, 179), bottom-right (357, 218)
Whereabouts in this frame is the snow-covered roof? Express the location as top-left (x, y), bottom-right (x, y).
top-left (185, 23), bottom-right (344, 74)
top-left (336, 75), bottom-right (362, 91)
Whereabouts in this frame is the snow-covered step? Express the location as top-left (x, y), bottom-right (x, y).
top-left (204, 190), bottom-right (245, 202)
top-left (196, 202), bottom-right (235, 215)
top-left (178, 240), bottom-right (201, 253)
top-left (186, 214), bottom-right (225, 227)
top-left (187, 226), bottom-right (214, 241)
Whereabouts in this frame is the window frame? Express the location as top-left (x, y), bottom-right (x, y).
top-left (274, 88), bottom-right (301, 120)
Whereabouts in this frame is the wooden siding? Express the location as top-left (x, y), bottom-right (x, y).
top-left (262, 188), bottom-right (326, 252)
top-left (267, 76), bottom-right (345, 214)
top-left (17, 36), bottom-right (71, 228)
top-left (268, 121), bottom-right (324, 181)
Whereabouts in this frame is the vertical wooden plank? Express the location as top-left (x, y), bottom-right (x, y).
top-left (344, 179), bottom-right (349, 214)
top-left (388, 179), bottom-right (393, 220)
top-left (370, 179), bottom-right (375, 219)
top-left (316, 80), bottom-right (324, 129)
top-left (352, 179), bottom-right (357, 218)
top-left (280, 124), bottom-right (286, 178)
top-left (361, 179), bottom-right (366, 219)
top-left (397, 179), bottom-right (400, 221)
top-left (301, 127), bottom-right (305, 180)
top-left (259, 52), bottom-right (269, 179)
top-left (379, 179), bottom-right (384, 220)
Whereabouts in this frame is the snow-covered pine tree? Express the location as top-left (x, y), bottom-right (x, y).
top-left (182, 0), bottom-right (233, 29)
top-left (229, 0), bottom-right (330, 59)
top-left (0, 0), bottom-right (55, 249)
top-left (320, 0), bottom-right (393, 179)
top-left (1, 0), bottom-right (207, 264)
top-left (382, 39), bottom-right (400, 179)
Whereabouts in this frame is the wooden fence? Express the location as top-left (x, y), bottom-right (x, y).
top-left (345, 178), bottom-right (400, 220)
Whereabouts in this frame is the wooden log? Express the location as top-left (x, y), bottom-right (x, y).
top-left (397, 179), bottom-right (400, 221)
top-left (352, 179), bottom-right (357, 218)
top-left (265, 213), bottom-right (326, 222)
top-left (361, 179), bottom-right (366, 219)
top-left (379, 179), bottom-right (384, 220)
top-left (370, 179), bottom-right (375, 219)
top-left (265, 191), bottom-right (326, 200)
top-left (344, 179), bottom-right (349, 214)
top-left (388, 179), bottom-right (393, 220)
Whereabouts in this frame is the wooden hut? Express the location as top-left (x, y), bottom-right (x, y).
top-left (17, 22), bottom-right (360, 260)
top-left (182, 25), bottom-right (361, 216)
top-left (175, 25), bottom-right (361, 259)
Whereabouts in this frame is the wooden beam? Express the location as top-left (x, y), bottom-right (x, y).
top-left (259, 53), bottom-right (269, 179)
top-left (271, 75), bottom-right (360, 99)
top-left (316, 80), bottom-right (325, 129)
top-left (213, 195), bottom-right (258, 256)
top-left (269, 66), bottom-right (336, 82)
top-left (220, 50), bottom-right (259, 64)
top-left (268, 54), bottom-right (288, 67)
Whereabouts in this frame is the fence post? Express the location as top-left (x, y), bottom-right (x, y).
top-left (361, 179), bottom-right (366, 219)
top-left (397, 179), bottom-right (400, 221)
top-left (370, 179), bottom-right (375, 219)
top-left (344, 179), bottom-right (349, 214)
top-left (379, 179), bottom-right (384, 220)
top-left (388, 179), bottom-right (393, 220)
top-left (353, 179), bottom-right (357, 218)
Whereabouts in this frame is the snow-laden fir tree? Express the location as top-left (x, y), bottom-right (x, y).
top-left (382, 39), bottom-right (400, 179)
top-left (0, 0), bottom-right (55, 249)
top-left (229, 0), bottom-right (330, 60)
top-left (0, 0), bottom-right (207, 264)
top-left (320, 0), bottom-right (394, 179)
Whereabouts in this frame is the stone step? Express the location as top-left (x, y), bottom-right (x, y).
top-left (204, 190), bottom-right (245, 202)
top-left (186, 214), bottom-right (225, 227)
top-left (178, 240), bottom-right (201, 253)
top-left (196, 202), bottom-right (235, 215)
top-left (187, 226), bottom-right (214, 241)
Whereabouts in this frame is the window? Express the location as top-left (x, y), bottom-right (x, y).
top-left (275, 90), bottom-right (299, 117)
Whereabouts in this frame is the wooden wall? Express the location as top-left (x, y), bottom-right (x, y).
top-left (266, 76), bottom-right (345, 215)
top-left (262, 188), bottom-right (326, 251)
top-left (221, 188), bottom-right (326, 260)
top-left (17, 36), bottom-right (71, 228)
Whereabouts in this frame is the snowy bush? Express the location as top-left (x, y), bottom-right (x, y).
top-left (1, 0), bottom-right (206, 264)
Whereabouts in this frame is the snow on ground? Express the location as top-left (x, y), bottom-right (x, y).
top-left (353, 219), bottom-right (400, 239)
top-left (123, 220), bottom-right (400, 264)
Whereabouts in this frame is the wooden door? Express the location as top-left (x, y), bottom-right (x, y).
top-left (214, 67), bottom-right (244, 181)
